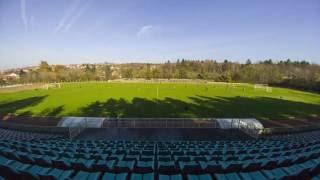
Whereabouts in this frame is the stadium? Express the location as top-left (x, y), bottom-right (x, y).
top-left (0, 80), bottom-right (320, 180)
top-left (1, 0), bottom-right (320, 180)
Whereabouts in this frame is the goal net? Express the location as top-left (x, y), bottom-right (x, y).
top-left (254, 84), bottom-right (272, 92)
top-left (44, 83), bottom-right (61, 90)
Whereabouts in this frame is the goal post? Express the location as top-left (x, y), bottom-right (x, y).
top-left (254, 84), bottom-right (272, 93)
top-left (44, 83), bottom-right (61, 90)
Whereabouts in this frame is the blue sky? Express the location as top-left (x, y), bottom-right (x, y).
top-left (0, 0), bottom-right (319, 69)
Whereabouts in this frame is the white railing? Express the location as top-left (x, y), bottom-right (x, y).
top-left (229, 119), bottom-right (262, 138)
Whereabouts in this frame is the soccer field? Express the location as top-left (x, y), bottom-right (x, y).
top-left (0, 82), bottom-right (319, 119)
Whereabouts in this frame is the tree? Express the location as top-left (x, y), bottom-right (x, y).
top-left (162, 61), bottom-right (172, 79)
top-left (122, 68), bottom-right (133, 79)
top-left (84, 64), bottom-right (97, 80)
top-left (145, 64), bottom-right (151, 79)
top-left (39, 61), bottom-right (51, 72)
top-left (178, 68), bottom-right (187, 79)
top-left (0, 75), bottom-right (6, 86)
top-left (6, 60), bottom-right (319, 92)
top-left (263, 59), bottom-right (273, 65)
top-left (152, 68), bottom-right (161, 78)
top-left (246, 59), bottom-right (252, 65)
top-left (103, 65), bottom-right (112, 80)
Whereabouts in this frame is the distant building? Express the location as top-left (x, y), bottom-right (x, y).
top-left (3, 73), bottom-right (20, 83)
top-left (22, 69), bottom-right (29, 73)
top-left (6, 73), bottom-right (20, 80)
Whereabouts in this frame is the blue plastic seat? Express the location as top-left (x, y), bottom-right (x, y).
top-left (242, 160), bottom-right (262, 172)
top-left (101, 172), bottom-right (128, 180)
top-left (61, 152), bottom-right (74, 158)
top-left (222, 155), bottom-right (238, 161)
top-left (71, 158), bottom-right (95, 171)
top-left (159, 174), bottom-right (182, 180)
top-left (34, 155), bottom-right (53, 167)
top-left (198, 150), bottom-right (210, 155)
top-left (114, 160), bottom-right (135, 172)
top-left (128, 150), bottom-right (140, 155)
top-left (220, 161), bottom-right (242, 173)
top-left (73, 171), bottom-right (101, 180)
top-left (20, 165), bottom-right (51, 179)
top-left (19, 153), bottom-right (36, 164)
top-left (239, 171), bottom-right (268, 180)
top-left (0, 160), bottom-right (26, 179)
top-left (260, 158), bottom-right (278, 170)
top-left (187, 174), bottom-right (211, 180)
top-left (277, 157), bottom-right (292, 167)
top-left (91, 154), bottom-right (108, 160)
top-left (158, 150), bottom-right (171, 156)
top-left (74, 153), bottom-right (90, 159)
top-left (174, 155), bottom-right (191, 162)
top-left (172, 150), bottom-right (184, 156)
top-left (185, 151), bottom-right (198, 156)
top-left (114, 149), bottom-right (126, 155)
top-left (199, 161), bottom-right (223, 173)
top-left (124, 155), bottom-right (139, 161)
top-left (215, 173), bottom-right (241, 180)
top-left (282, 164), bottom-right (309, 178)
top-left (131, 173), bottom-right (154, 180)
top-left (142, 150), bottom-right (154, 156)
top-left (304, 159), bottom-right (320, 174)
top-left (92, 160), bottom-right (115, 171)
top-left (261, 168), bottom-right (289, 179)
top-left (312, 175), bottom-right (320, 180)
top-left (191, 156), bottom-right (207, 162)
top-left (107, 154), bottom-right (124, 161)
top-left (135, 161), bottom-right (154, 173)
top-left (52, 157), bottom-right (72, 169)
top-left (178, 161), bottom-right (202, 173)
top-left (40, 168), bottom-right (74, 180)
top-left (140, 155), bottom-right (154, 161)
top-left (0, 156), bottom-right (11, 165)
top-left (158, 161), bottom-right (177, 173)
top-left (158, 155), bottom-right (171, 161)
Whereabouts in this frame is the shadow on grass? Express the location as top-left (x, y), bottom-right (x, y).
top-left (0, 96), bottom-right (64, 126)
top-left (0, 95), bottom-right (319, 119)
top-left (39, 106), bottom-right (65, 117)
top-left (0, 96), bottom-right (65, 117)
top-left (75, 95), bottom-right (320, 119)
top-left (0, 96), bottom-right (47, 116)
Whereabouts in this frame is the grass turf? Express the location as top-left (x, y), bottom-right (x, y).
top-left (0, 82), bottom-right (319, 119)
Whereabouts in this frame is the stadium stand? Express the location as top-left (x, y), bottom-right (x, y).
top-left (0, 127), bottom-right (320, 179)
top-left (0, 128), bottom-right (62, 141)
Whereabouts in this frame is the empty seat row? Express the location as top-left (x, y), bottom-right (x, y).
top-left (1, 155), bottom-right (320, 180)
top-left (0, 128), bottom-right (62, 141)
top-left (1, 129), bottom-right (320, 179)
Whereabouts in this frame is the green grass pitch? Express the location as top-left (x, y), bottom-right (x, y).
top-left (0, 82), bottom-right (319, 119)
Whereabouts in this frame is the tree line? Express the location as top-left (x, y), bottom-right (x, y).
top-left (1, 59), bottom-right (320, 92)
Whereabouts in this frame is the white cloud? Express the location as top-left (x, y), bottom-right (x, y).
top-left (137, 25), bottom-right (154, 38)
top-left (20, 0), bottom-right (28, 32)
top-left (64, 0), bottom-right (91, 32)
top-left (54, 0), bottom-right (91, 33)
top-left (54, 0), bottom-right (80, 33)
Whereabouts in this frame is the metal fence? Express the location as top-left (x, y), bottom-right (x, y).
top-left (260, 124), bottom-right (320, 136)
top-left (2, 116), bottom-right (320, 138)
top-left (103, 118), bottom-right (218, 128)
